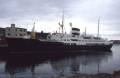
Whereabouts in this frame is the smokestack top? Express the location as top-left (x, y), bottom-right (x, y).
top-left (11, 24), bottom-right (15, 28)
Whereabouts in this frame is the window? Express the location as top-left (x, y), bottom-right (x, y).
top-left (71, 39), bottom-right (78, 41)
top-left (7, 28), bottom-right (10, 31)
top-left (24, 29), bottom-right (26, 32)
top-left (19, 34), bottom-right (22, 36)
top-left (71, 43), bottom-right (76, 45)
top-left (67, 40), bottom-right (70, 41)
top-left (20, 29), bottom-right (22, 32)
top-left (8, 33), bottom-right (10, 36)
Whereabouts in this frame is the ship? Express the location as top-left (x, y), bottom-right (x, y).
top-left (6, 28), bottom-right (113, 52)
top-left (6, 16), bottom-right (113, 52)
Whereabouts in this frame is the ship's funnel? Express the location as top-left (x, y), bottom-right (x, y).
top-left (71, 28), bottom-right (80, 36)
top-left (11, 24), bottom-right (15, 28)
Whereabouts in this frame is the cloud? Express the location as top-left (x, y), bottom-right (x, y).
top-left (0, 0), bottom-right (85, 19)
top-left (0, 0), bottom-right (120, 39)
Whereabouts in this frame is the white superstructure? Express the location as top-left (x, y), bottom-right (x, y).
top-left (49, 27), bottom-right (113, 46)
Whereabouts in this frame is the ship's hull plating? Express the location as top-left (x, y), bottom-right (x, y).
top-left (6, 38), bottom-right (113, 52)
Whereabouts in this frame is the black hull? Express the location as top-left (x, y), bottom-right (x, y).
top-left (6, 38), bottom-right (113, 52)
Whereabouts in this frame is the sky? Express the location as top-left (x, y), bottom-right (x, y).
top-left (0, 0), bottom-right (120, 40)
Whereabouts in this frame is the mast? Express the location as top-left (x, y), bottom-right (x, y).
top-left (31, 22), bottom-right (36, 39)
top-left (58, 10), bottom-right (65, 34)
top-left (85, 27), bottom-right (86, 36)
top-left (61, 10), bottom-right (64, 34)
top-left (97, 17), bottom-right (100, 37)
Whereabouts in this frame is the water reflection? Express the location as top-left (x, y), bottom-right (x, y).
top-left (50, 52), bottom-right (112, 76)
top-left (0, 51), bottom-right (112, 78)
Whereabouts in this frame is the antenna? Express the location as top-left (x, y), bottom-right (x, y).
top-left (97, 17), bottom-right (100, 37)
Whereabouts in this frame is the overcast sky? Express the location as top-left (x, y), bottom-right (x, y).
top-left (0, 0), bottom-right (120, 39)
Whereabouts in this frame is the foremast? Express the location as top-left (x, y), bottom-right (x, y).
top-left (58, 11), bottom-right (65, 34)
top-left (31, 22), bottom-right (36, 39)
